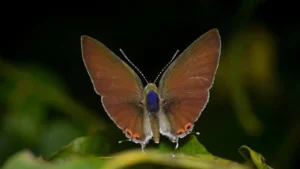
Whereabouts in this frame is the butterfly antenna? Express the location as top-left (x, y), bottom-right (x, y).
top-left (119, 49), bottom-right (149, 84)
top-left (153, 50), bottom-right (180, 84)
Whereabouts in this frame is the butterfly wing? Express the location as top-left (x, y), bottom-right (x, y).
top-left (158, 29), bottom-right (221, 141)
top-left (81, 36), bottom-right (152, 145)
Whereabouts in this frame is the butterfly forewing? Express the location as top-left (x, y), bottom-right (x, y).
top-left (158, 29), bottom-right (221, 139)
top-left (81, 36), bottom-right (143, 97)
top-left (81, 36), bottom-right (152, 145)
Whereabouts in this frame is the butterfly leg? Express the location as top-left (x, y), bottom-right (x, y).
top-left (141, 143), bottom-right (146, 153)
top-left (175, 139), bottom-right (179, 150)
top-left (171, 137), bottom-right (179, 158)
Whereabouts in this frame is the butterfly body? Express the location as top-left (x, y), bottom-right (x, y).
top-left (146, 91), bottom-right (160, 112)
top-left (81, 28), bottom-right (221, 149)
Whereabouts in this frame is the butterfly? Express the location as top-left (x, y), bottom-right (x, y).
top-left (81, 28), bottom-right (221, 150)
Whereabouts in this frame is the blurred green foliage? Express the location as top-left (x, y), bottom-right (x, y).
top-left (0, 61), bottom-right (106, 164)
top-left (0, 0), bottom-right (299, 169)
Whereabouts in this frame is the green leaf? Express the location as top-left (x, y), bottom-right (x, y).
top-left (4, 145), bottom-right (273, 169)
top-left (49, 133), bottom-right (110, 162)
top-left (158, 135), bottom-right (212, 156)
top-left (2, 150), bottom-right (105, 169)
top-left (238, 145), bottom-right (273, 169)
top-left (158, 141), bottom-right (173, 152)
top-left (101, 149), bottom-right (248, 169)
top-left (177, 135), bottom-right (212, 156)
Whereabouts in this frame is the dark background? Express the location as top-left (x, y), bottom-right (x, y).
top-left (0, 1), bottom-right (299, 169)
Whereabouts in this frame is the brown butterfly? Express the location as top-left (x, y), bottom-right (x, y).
top-left (81, 28), bottom-right (221, 150)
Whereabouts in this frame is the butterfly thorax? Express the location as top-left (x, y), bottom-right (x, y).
top-left (143, 83), bottom-right (160, 111)
top-left (146, 91), bottom-right (159, 112)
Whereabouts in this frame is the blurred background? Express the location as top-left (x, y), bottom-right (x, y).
top-left (0, 1), bottom-right (299, 169)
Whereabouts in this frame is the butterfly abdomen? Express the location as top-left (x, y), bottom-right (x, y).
top-left (146, 91), bottom-right (160, 113)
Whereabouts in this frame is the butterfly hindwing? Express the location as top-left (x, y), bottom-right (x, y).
top-left (101, 96), bottom-right (152, 144)
top-left (158, 29), bottom-right (221, 140)
top-left (81, 36), bottom-right (152, 145)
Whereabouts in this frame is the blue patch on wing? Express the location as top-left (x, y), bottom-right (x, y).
top-left (146, 91), bottom-right (160, 112)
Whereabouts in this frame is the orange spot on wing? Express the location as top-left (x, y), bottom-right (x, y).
top-left (125, 129), bottom-right (133, 137)
top-left (176, 129), bottom-right (185, 135)
top-left (184, 123), bottom-right (192, 131)
top-left (132, 133), bottom-right (140, 140)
